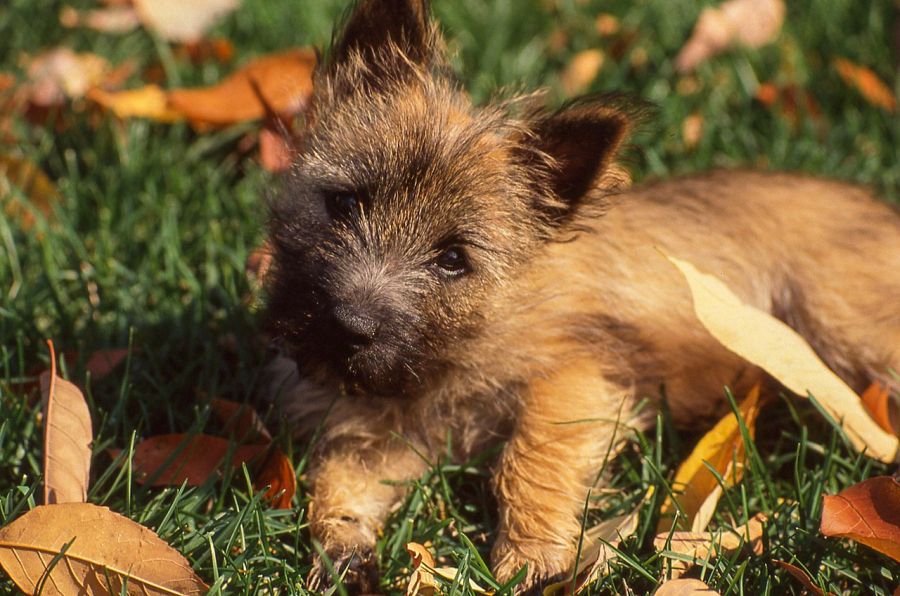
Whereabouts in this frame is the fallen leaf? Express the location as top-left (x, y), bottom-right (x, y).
top-left (0, 503), bottom-right (208, 595)
top-left (655, 578), bottom-right (720, 595)
top-left (253, 448), bottom-right (296, 509)
top-left (167, 48), bottom-right (315, 126)
top-left (560, 49), bottom-right (604, 96)
top-left (664, 253), bottom-right (899, 463)
top-left (83, 348), bottom-right (131, 380)
top-left (129, 433), bottom-right (265, 486)
top-left (246, 241), bottom-right (273, 284)
top-left (259, 126), bottom-right (294, 172)
top-left (833, 58), bottom-right (897, 112)
top-left (860, 381), bottom-right (899, 436)
top-left (176, 38), bottom-right (235, 64)
top-left (675, 0), bottom-right (785, 73)
top-left (820, 476), bottom-right (900, 562)
top-left (594, 14), bottom-right (620, 37)
top-left (754, 82), bottom-right (821, 125)
top-left (41, 340), bottom-right (92, 505)
top-left (406, 542), bottom-right (438, 595)
top-left (432, 567), bottom-right (488, 593)
top-left (682, 113), bottom-right (704, 149)
top-left (60, 5), bottom-right (140, 34)
top-left (658, 384), bottom-right (764, 532)
top-left (1, 154), bottom-right (61, 230)
top-left (210, 397), bottom-right (272, 443)
top-left (23, 47), bottom-right (112, 106)
top-left (133, 0), bottom-right (240, 43)
top-left (654, 513), bottom-right (766, 578)
top-left (773, 560), bottom-right (829, 596)
top-left (88, 85), bottom-right (183, 121)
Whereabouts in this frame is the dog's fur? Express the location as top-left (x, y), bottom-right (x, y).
top-left (264, 0), bottom-right (900, 591)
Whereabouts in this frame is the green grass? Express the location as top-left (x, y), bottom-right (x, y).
top-left (1, 0), bottom-right (898, 593)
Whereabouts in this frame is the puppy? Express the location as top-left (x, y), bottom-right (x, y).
top-left (264, 0), bottom-right (900, 591)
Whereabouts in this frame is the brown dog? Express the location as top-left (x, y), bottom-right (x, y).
top-left (264, 0), bottom-right (900, 592)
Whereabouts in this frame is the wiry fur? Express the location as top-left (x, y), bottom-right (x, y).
top-left (264, 1), bottom-right (900, 593)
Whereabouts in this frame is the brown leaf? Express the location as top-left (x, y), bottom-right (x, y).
top-left (59, 5), bottom-right (140, 34)
top-left (560, 49), bottom-right (604, 96)
top-left (133, 0), bottom-right (239, 43)
top-left (682, 113), bottom-right (704, 149)
top-left (1, 154), bottom-right (61, 231)
top-left (167, 48), bottom-right (315, 126)
top-left (594, 14), bottom-right (620, 37)
top-left (129, 433), bottom-right (265, 486)
top-left (253, 448), bottom-right (296, 509)
top-left (655, 578), bottom-right (720, 595)
top-left (41, 340), bottom-right (92, 505)
top-left (820, 476), bottom-right (900, 562)
top-left (773, 560), bottom-right (830, 596)
top-left (83, 348), bottom-right (131, 381)
top-left (675, 0), bottom-right (785, 73)
top-left (654, 513), bottom-right (766, 578)
top-left (259, 126), bottom-right (294, 172)
top-left (658, 383), bottom-right (764, 533)
top-left (406, 542), bottom-right (438, 595)
top-left (860, 381), bottom-right (899, 436)
top-left (176, 38), bottom-right (235, 65)
top-left (664, 253), bottom-right (899, 463)
top-left (210, 397), bottom-right (272, 444)
top-left (0, 502), bottom-right (208, 595)
top-left (754, 83), bottom-right (821, 125)
top-left (833, 58), bottom-right (897, 112)
top-left (88, 85), bottom-right (183, 122)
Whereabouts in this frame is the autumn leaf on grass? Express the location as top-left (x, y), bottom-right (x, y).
top-left (820, 476), bottom-right (900, 563)
top-left (560, 50), bottom-right (604, 96)
top-left (22, 47), bottom-right (130, 107)
top-left (654, 513), bottom-right (766, 578)
top-left (60, 5), bottom-right (140, 34)
top-left (860, 381), bottom-right (899, 436)
top-left (833, 58), bottom-right (897, 112)
top-left (675, 0), bottom-right (785, 73)
top-left (253, 448), bottom-right (296, 509)
top-left (773, 560), bottom-right (831, 596)
top-left (210, 397), bottom-right (272, 444)
top-left (82, 348), bottom-right (131, 381)
top-left (167, 48), bottom-right (316, 126)
top-left (658, 384), bottom-right (764, 533)
top-left (133, 0), bottom-right (239, 43)
top-left (664, 253), bottom-right (899, 463)
top-left (0, 503), bottom-right (208, 595)
top-left (88, 85), bottom-right (183, 122)
top-left (41, 340), bottom-right (92, 505)
top-left (655, 578), bottom-right (720, 595)
top-left (405, 543), bottom-right (487, 595)
top-left (129, 433), bottom-right (264, 486)
top-left (1, 154), bottom-right (61, 231)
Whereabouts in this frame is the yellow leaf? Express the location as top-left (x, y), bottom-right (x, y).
top-left (655, 578), bottom-right (721, 595)
top-left (833, 58), bottom-right (896, 113)
top-left (658, 384), bottom-right (763, 532)
top-left (560, 50), bottom-right (604, 96)
top-left (664, 253), bottom-right (899, 464)
top-left (406, 542), bottom-right (438, 596)
top-left (654, 513), bottom-right (766, 578)
top-left (88, 85), bottom-right (183, 122)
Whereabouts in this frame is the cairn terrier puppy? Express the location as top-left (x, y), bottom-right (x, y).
top-left (264, 0), bottom-right (900, 591)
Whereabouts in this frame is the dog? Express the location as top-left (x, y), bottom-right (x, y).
top-left (263, 0), bottom-right (900, 592)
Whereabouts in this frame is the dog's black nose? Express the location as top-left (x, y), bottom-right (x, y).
top-left (332, 304), bottom-right (379, 348)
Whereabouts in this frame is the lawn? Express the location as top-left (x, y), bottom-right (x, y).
top-left (1, 0), bottom-right (898, 594)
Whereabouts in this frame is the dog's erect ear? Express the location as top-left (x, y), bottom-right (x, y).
top-left (328, 0), bottom-right (433, 78)
top-left (526, 98), bottom-right (632, 222)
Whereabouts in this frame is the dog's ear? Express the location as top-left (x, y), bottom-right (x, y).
top-left (327, 0), bottom-right (433, 81)
top-left (525, 98), bottom-right (632, 223)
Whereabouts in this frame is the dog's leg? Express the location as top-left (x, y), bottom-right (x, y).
top-left (491, 359), bottom-right (634, 593)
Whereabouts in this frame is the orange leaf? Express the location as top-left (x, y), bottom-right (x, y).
top-left (84, 348), bottom-right (131, 380)
top-left (860, 381), bottom-right (898, 436)
top-left (773, 560), bottom-right (831, 596)
top-left (0, 503), bottom-right (208, 594)
top-left (210, 397), bottom-right (272, 444)
top-left (655, 578), bottom-right (720, 595)
top-left (254, 448), bottom-right (296, 509)
top-left (834, 58), bottom-right (897, 112)
top-left (658, 383), bottom-right (764, 532)
top-left (259, 126), bottom-right (294, 172)
top-left (167, 48), bottom-right (316, 125)
top-left (560, 50), bottom-right (604, 96)
top-left (130, 434), bottom-right (265, 486)
top-left (1, 154), bottom-right (61, 231)
top-left (88, 85), bottom-right (183, 121)
top-left (820, 476), bottom-right (900, 562)
top-left (41, 340), bottom-right (92, 505)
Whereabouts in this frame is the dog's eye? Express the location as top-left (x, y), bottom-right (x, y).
top-left (433, 246), bottom-right (468, 277)
top-left (326, 191), bottom-right (360, 221)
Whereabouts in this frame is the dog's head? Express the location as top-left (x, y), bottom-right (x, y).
top-left (266, 0), bottom-right (633, 398)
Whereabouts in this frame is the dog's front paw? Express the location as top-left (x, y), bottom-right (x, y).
top-left (308, 545), bottom-right (379, 595)
top-left (492, 540), bottom-right (572, 595)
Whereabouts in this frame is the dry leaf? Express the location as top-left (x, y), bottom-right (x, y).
top-left (210, 397), bottom-right (272, 444)
top-left (860, 381), bottom-right (899, 436)
top-left (773, 560), bottom-right (830, 596)
top-left (41, 340), bottom-right (92, 505)
top-left (259, 126), bottom-right (294, 172)
top-left (88, 85), bottom-right (183, 121)
top-left (129, 433), bottom-right (265, 486)
top-left (675, 0), bottom-right (785, 73)
top-left (594, 14), bottom-right (620, 37)
top-left (167, 48), bottom-right (315, 125)
top-left (658, 384), bottom-right (764, 532)
top-left (682, 113), bottom-right (704, 149)
top-left (406, 542), bottom-right (438, 595)
top-left (561, 49), bottom-right (604, 96)
top-left (655, 578), bottom-right (720, 595)
top-left (754, 82), bottom-right (821, 125)
top-left (654, 513), bottom-right (766, 578)
top-left (60, 5), bottom-right (140, 34)
top-left (833, 58), bottom-right (897, 112)
top-left (253, 448), bottom-right (296, 509)
top-left (820, 476), bottom-right (900, 562)
top-left (1, 154), bottom-right (61, 230)
top-left (83, 348), bottom-right (130, 380)
top-left (23, 47), bottom-right (112, 106)
top-left (0, 503), bottom-right (208, 595)
top-left (664, 253), bottom-right (899, 463)
top-left (133, 0), bottom-right (239, 43)
top-left (176, 38), bottom-right (235, 64)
